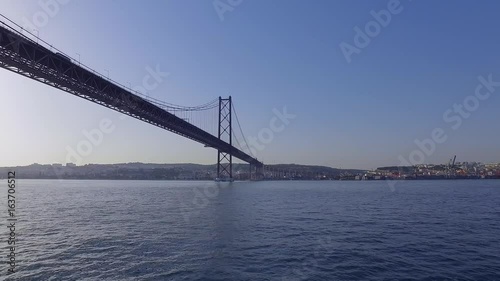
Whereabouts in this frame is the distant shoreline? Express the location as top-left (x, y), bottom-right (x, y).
top-left (0, 162), bottom-right (498, 181)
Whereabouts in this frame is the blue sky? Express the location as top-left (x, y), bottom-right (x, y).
top-left (1, 0), bottom-right (499, 169)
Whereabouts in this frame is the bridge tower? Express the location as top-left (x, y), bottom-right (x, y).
top-left (217, 96), bottom-right (233, 180)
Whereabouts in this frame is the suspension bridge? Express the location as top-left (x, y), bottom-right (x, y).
top-left (0, 16), bottom-right (263, 181)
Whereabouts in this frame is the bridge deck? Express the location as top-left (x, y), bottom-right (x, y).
top-left (0, 23), bottom-right (262, 167)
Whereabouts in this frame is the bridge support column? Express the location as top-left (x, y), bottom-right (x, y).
top-left (256, 165), bottom-right (263, 180)
top-left (217, 96), bottom-right (233, 180)
top-left (248, 164), bottom-right (264, 181)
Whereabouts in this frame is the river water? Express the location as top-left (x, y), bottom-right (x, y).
top-left (1, 179), bottom-right (499, 280)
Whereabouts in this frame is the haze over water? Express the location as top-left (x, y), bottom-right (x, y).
top-left (1, 180), bottom-right (499, 280)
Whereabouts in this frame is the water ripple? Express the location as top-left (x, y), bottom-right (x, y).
top-left (1, 180), bottom-right (499, 280)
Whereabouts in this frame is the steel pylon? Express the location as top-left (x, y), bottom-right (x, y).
top-left (217, 96), bottom-right (232, 180)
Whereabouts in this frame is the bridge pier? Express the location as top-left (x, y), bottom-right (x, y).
top-left (256, 165), bottom-right (263, 180)
top-left (249, 163), bottom-right (264, 181)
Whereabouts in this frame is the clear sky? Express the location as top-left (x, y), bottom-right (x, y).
top-left (1, 0), bottom-right (500, 170)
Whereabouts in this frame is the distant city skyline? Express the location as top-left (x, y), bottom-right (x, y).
top-left (2, 159), bottom-right (500, 172)
top-left (1, 0), bottom-right (500, 170)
